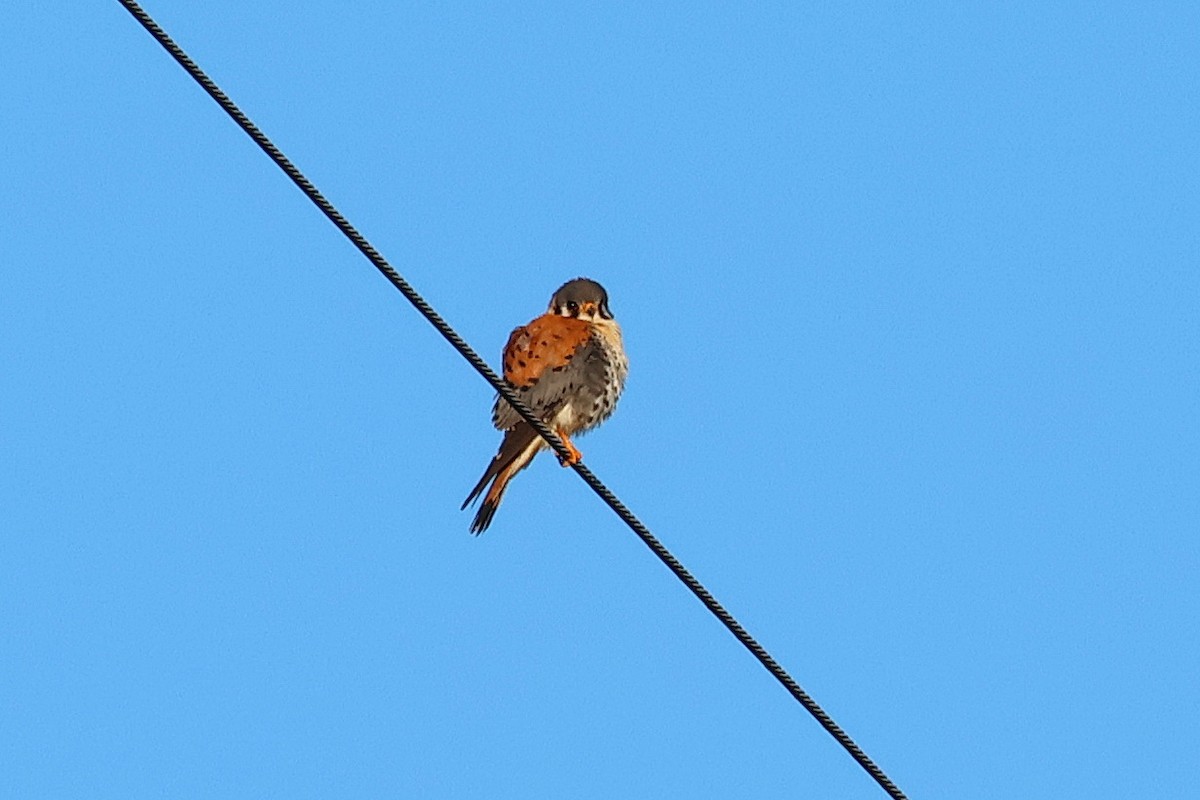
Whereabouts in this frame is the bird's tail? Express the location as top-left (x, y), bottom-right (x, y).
top-left (462, 423), bottom-right (543, 534)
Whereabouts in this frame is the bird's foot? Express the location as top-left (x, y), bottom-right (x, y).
top-left (555, 430), bottom-right (582, 467)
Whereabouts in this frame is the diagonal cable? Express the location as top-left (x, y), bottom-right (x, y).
top-left (114, 2), bottom-right (909, 798)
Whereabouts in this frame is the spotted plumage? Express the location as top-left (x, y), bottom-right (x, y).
top-left (462, 278), bottom-right (629, 534)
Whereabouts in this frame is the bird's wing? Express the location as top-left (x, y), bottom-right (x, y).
top-left (491, 314), bottom-right (600, 430)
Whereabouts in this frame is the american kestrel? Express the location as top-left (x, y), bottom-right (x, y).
top-left (462, 277), bottom-right (629, 534)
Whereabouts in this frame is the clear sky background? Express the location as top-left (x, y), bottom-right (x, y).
top-left (3, 2), bottom-right (1197, 798)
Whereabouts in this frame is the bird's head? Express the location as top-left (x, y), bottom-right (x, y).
top-left (549, 277), bottom-right (613, 321)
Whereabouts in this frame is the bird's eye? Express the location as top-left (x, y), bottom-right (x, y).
top-left (567, 301), bottom-right (580, 315)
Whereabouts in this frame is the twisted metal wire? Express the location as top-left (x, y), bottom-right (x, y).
top-left (115, 3), bottom-right (908, 797)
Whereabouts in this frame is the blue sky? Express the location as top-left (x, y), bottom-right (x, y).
top-left (3, 2), bottom-right (1197, 798)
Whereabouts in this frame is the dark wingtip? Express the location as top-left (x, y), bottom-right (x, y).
top-left (462, 465), bottom-right (494, 511)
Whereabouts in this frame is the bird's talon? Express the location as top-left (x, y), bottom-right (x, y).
top-left (554, 434), bottom-right (583, 466)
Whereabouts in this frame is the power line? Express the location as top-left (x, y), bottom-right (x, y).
top-left (114, 3), bottom-right (909, 798)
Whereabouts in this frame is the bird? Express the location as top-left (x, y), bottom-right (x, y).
top-left (462, 277), bottom-right (629, 534)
